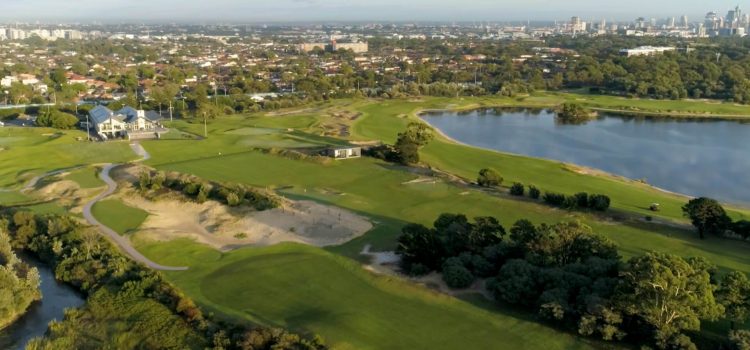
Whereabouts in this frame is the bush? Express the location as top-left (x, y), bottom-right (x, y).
top-left (574, 192), bottom-right (589, 208)
top-left (588, 194), bottom-right (611, 211)
top-left (477, 168), bottom-right (502, 187)
top-left (730, 330), bottom-right (750, 350)
top-left (543, 192), bottom-right (566, 206)
top-left (226, 192), bottom-right (241, 207)
top-left (510, 183), bottom-right (525, 196)
top-left (528, 185), bottom-right (541, 199)
top-left (732, 220), bottom-right (750, 239)
top-left (441, 258), bottom-right (475, 289)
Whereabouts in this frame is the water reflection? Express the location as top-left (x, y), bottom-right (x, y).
top-left (422, 109), bottom-right (750, 206)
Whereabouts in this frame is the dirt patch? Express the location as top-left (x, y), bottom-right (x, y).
top-left (119, 186), bottom-right (371, 251)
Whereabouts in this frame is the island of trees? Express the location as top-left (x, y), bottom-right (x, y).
top-left (0, 227), bottom-right (41, 330)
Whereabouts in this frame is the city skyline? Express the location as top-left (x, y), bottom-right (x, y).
top-left (2, 0), bottom-right (750, 22)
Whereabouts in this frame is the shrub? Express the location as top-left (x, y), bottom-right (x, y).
top-left (574, 192), bottom-right (589, 208)
top-left (509, 183), bottom-right (525, 196)
top-left (441, 258), bottom-right (475, 289)
top-left (528, 185), bottom-right (541, 199)
top-left (543, 192), bottom-right (566, 206)
top-left (563, 196), bottom-right (579, 210)
top-left (477, 168), bottom-right (502, 187)
top-left (226, 192), bottom-right (241, 207)
top-left (588, 194), bottom-right (611, 211)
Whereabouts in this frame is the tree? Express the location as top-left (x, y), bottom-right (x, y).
top-left (682, 197), bottom-right (731, 239)
top-left (717, 271), bottom-right (750, 330)
top-left (488, 259), bottom-right (541, 306)
top-left (393, 122), bottom-right (433, 165)
top-left (395, 223), bottom-right (444, 274)
top-left (477, 168), bottom-right (502, 187)
top-left (615, 253), bottom-right (723, 348)
top-left (588, 194), bottom-right (611, 212)
top-left (442, 257), bottom-right (475, 289)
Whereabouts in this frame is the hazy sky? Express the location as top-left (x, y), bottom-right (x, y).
top-left (1, 0), bottom-right (747, 22)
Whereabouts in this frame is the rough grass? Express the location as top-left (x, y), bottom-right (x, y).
top-left (137, 240), bottom-right (601, 350)
top-left (91, 199), bottom-right (149, 235)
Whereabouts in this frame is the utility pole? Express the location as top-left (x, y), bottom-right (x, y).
top-left (203, 112), bottom-right (207, 138)
top-left (169, 100), bottom-right (173, 122)
top-left (86, 112), bottom-right (90, 141)
top-left (214, 84), bottom-right (218, 106)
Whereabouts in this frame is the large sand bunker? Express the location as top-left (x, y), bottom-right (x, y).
top-left (120, 188), bottom-right (372, 251)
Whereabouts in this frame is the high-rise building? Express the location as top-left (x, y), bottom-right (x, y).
top-left (667, 17), bottom-right (675, 28)
top-left (570, 16), bottom-right (583, 32)
top-left (681, 15), bottom-right (689, 28)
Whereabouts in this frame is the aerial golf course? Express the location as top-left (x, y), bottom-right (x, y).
top-left (4, 92), bottom-right (750, 349)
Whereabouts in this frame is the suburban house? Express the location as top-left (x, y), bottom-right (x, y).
top-left (324, 146), bottom-right (362, 159)
top-left (88, 105), bottom-right (165, 140)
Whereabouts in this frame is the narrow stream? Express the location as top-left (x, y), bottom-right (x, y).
top-left (0, 256), bottom-right (85, 349)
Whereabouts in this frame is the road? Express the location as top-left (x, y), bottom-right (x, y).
top-left (81, 143), bottom-right (188, 271)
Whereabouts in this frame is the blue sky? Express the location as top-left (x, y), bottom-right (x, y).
top-left (1, 0), bottom-right (747, 22)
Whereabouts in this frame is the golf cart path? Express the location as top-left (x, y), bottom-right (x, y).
top-left (82, 143), bottom-right (188, 271)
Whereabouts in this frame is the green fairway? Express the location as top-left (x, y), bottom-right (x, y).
top-left (91, 199), bottom-right (149, 235)
top-left (64, 167), bottom-right (103, 189)
top-left (137, 240), bottom-right (599, 350)
top-left (0, 128), bottom-right (135, 189)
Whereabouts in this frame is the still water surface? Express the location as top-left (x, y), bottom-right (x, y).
top-left (422, 108), bottom-right (750, 205)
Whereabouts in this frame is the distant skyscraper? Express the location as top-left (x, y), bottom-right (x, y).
top-left (667, 17), bottom-right (675, 28)
top-left (681, 15), bottom-right (689, 28)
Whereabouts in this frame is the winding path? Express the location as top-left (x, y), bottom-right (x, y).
top-left (81, 143), bottom-right (188, 271)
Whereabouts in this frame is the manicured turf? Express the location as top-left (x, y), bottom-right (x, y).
top-left (64, 167), bottom-right (103, 189)
top-left (137, 240), bottom-right (599, 350)
top-left (0, 128), bottom-right (135, 189)
top-left (91, 199), bottom-right (149, 235)
top-left (351, 98), bottom-right (750, 222)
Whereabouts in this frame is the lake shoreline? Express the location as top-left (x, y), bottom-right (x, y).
top-left (417, 108), bottom-right (750, 210)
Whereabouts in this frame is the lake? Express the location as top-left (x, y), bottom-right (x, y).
top-left (421, 108), bottom-right (750, 206)
top-left (0, 256), bottom-right (85, 349)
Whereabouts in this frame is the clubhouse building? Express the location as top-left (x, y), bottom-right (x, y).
top-left (89, 106), bottom-right (165, 140)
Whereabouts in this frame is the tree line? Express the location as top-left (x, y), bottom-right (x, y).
top-left (0, 228), bottom-right (40, 330)
top-left (396, 213), bottom-right (750, 349)
top-left (0, 211), bottom-right (326, 350)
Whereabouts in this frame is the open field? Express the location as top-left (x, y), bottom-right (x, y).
top-left (137, 240), bottom-right (601, 350)
top-left (91, 199), bottom-right (149, 235)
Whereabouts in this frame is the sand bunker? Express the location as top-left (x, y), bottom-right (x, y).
top-left (120, 188), bottom-right (372, 251)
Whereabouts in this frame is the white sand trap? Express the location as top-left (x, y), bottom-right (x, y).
top-left (121, 189), bottom-right (372, 251)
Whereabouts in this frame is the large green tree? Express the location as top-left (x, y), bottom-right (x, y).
top-left (717, 271), bottom-right (750, 330)
top-left (682, 197), bottom-right (732, 239)
top-left (616, 253), bottom-right (723, 348)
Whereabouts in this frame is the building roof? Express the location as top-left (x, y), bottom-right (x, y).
top-left (89, 105), bottom-right (114, 124)
top-left (89, 105), bottom-right (161, 125)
